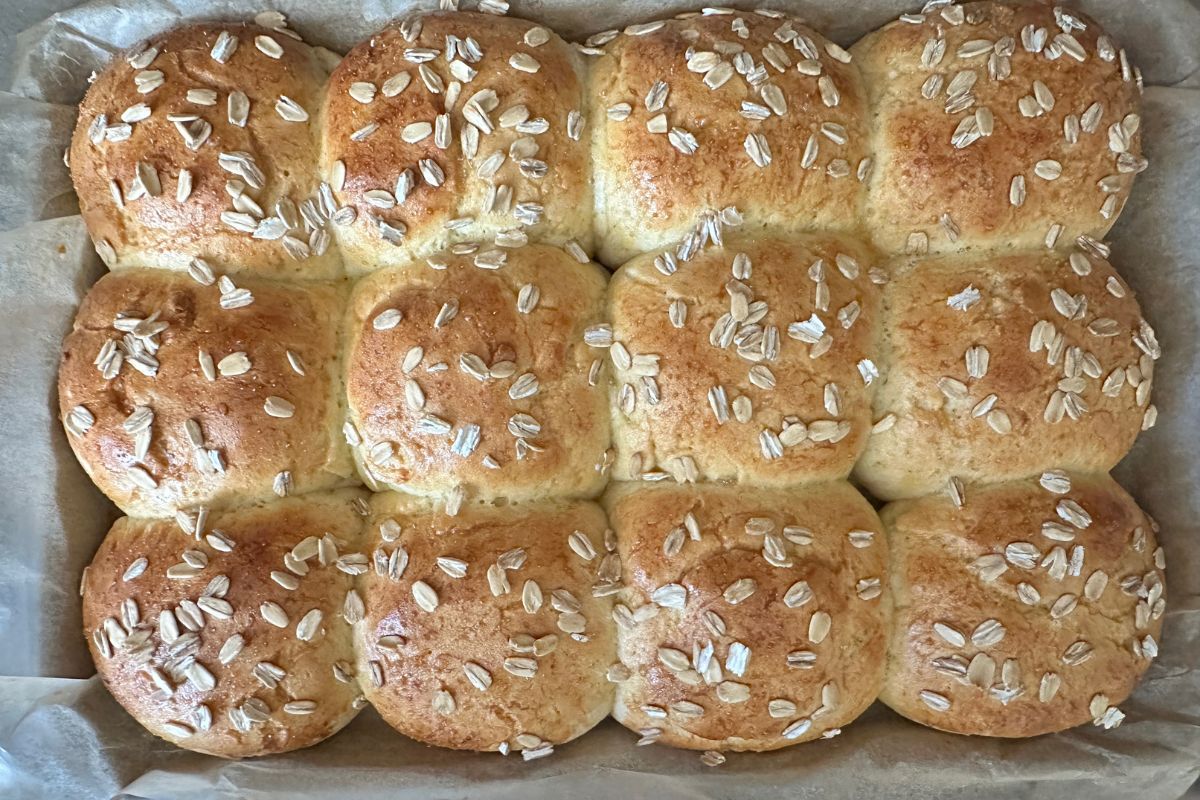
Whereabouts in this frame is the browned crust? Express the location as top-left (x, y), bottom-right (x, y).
top-left (58, 269), bottom-right (356, 517)
top-left (879, 472), bottom-right (1164, 737)
top-left (855, 247), bottom-right (1154, 500)
top-left (80, 491), bottom-right (367, 758)
top-left (322, 12), bottom-right (592, 274)
top-left (608, 233), bottom-right (882, 486)
top-left (343, 244), bottom-right (610, 501)
top-left (357, 493), bottom-right (615, 750)
top-left (70, 23), bottom-right (338, 277)
top-left (62, 4), bottom-right (1165, 756)
top-left (605, 481), bottom-right (889, 750)
top-left (852, 1), bottom-right (1142, 255)
top-left (589, 12), bottom-right (871, 266)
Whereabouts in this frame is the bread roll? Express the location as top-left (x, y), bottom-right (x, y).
top-left (70, 22), bottom-right (339, 278)
top-left (321, 11), bottom-right (592, 275)
top-left (852, 1), bottom-right (1144, 256)
top-left (343, 244), bottom-right (610, 504)
top-left (355, 493), bottom-right (616, 754)
top-left (58, 268), bottom-right (356, 518)
top-left (855, 247), bottom-right (1158, 500)
top-left (607, 233), bottom-right (882, 486)
top-left (80, 491), bottom-right (367, 757)
top-left (604, 481), bottom-right (889, 750)
top-left (879, 472), bottom-right (1164, 737)
top-left (587, 11), bottom-right (870, 266)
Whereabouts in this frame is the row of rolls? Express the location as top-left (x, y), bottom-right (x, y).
top-left (71, 3), bottom-right (1143, 277)
top-left (83, 475), bottom-right (1164, 758)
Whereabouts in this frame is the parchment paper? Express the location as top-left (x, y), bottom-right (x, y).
top-left (0, 1), bottom-right (1197, 798)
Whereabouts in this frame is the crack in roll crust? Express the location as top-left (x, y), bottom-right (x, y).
top-left (58, 269), bottom-right (355, 517)
top-left (343, 244), bottom-right (610, 503)
top-left (80, 491), bottom-right (368, 758)
top-left (879, 472), bottom-right (1164, 737)
top-left (356, 494), bottom-right (616, 752)
top-left (605, 482), bottom-right (889, 751)
top-left (70, 23), bottom-right (339, 277)
top-left (852, 2), bottom-right (1143, 255)
top-left (588, 11), bottom-right (871, 266)
top-left (322, 12), bottom-right (592, 275)
top-left (855, 247), bottom-right (1157, 500)
top-left (607, 233), bottom-right (882, 486)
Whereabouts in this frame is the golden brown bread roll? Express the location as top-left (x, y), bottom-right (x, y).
top-left (80, 491), bottom-right (368, 757)
top-left (321, 11), bottom-right (593, 275)
top-left (587, 10), bottom-right (870, 266)
top-left (343, 244), bottom-right (610, 505)
top-left (355, 493), bottom-right (616, 755)
top-left (607, 233), bottom-right (882, 486)
top-left (70, 22), bottom-right (340, 278)
top-left (604, 481), bottom-right (889, 750)
top-left (855, 247), bottom-right (1158, 500)
top-left (879, 472), bottom-right (1164, 737)
top-left (58, 268), bottom-right (356, 518)
top-left (852, 1), bottom-right (1144, 256)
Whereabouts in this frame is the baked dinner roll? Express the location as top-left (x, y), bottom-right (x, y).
top-left (343, 244), bottom-right (610, 504)
top-left (606, 233), bottom-right (882, 486)
top-left (605, 481), bottom-right (889, 751)
top-left (879, 472), bottom-right (1165, 737)
top-left (81, 490), bottom-right (368, 758)
top-left (70, 21), bottom-right (339, 278)
top-left (322, 11), bottom-right (592, 275)
top-left (587, 10), bottom-right (870, 266)
top-left (59, 268), bottom-right (355, 518)
top-left (852, 1), bottom-right (1144, 256)
top-left (355, 494), bottom-right (616, 755)
top-left (855, 246), bottom-right (1159, 500)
